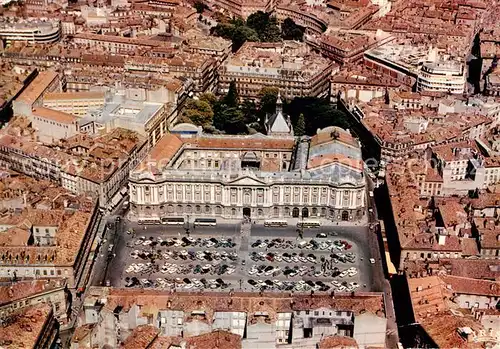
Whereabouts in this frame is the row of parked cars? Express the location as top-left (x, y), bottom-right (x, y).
top-left (133, 236), bottom-right (236, 249)
top-left (248, 264), bottom-right (358, 278)
top-left (251, 238), bottom-right (352, 251)
top-left (125, 262), bottom-right (156, 274)
top-left (130, 249), bottom-right (239, 262)
top-left (125, 261), bottom-right (238, 276)
top-left (125, 277), bottom-right (232, 290)
top-left (250, 251), bottom-right (356, 264)
top-left (246, 279), bottom-right (360, 293)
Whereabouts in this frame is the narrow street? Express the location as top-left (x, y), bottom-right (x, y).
top-left (366, 175), bottom-right (400, 348)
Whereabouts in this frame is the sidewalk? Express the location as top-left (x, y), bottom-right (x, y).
top-left (250, 216), bottom-right (369, 227)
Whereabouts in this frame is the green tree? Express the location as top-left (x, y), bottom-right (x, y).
top-left (210, 23), bottom-right (234, 39)
top-left (181, 98), bottom-right (214, 126)
top-left (258, 87), bottom-right (279, 114)
top-left (295, 113), bottom-right (305, 136)
top-left (199, 92), bottom-right (217, 106)
top-left (246, 11), bottom-right (270, 33)
top-left (213, 106), bottom-right (247, 134)
top-left (194, 1), bottom-right (205, 13)
top-left (261, 22), bottom-right (282, 42)
top-left (232, 25), bottom-right (259, 51)
top-left (223, 81), bottom-right (239, 108)
top-left (241, 98), bottom-right (258, 124)
top-left (281, 18), bottom-right (304, 41)
top-left (285, 97), bottom-right (350, 135)
top-left (246, 11), bottom-right (281, 42)
top-left (223, 107), bottom-right (247, 134)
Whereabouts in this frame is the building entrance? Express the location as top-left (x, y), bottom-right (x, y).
top-left (243, 207), bottom-right (251, 218)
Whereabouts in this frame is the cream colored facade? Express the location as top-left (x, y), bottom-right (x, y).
top-left (129, 128), bottom-right (366, 221)
top-left (274, 5), bottom-right (327, 35)
top-left (207, 0), bottom-right (272, 19)
top-left (43, 92), bottom-right (106, 116)
top-left (130, 175), bottom-right (366, 220)
top-left (0, 129), bottom-right (148, 207)
top-left (417, 62), bottom-right (466, 94)
top-left (60, 141), bottom-right (148, 205)
top-left (218, 42), bottom-right (336, 100)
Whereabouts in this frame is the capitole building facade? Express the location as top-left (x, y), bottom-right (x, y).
top-left (128, 116), bottom-right (367, 221)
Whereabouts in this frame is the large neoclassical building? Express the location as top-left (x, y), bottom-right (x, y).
top-left (128, 120), bottom-right (367, 221)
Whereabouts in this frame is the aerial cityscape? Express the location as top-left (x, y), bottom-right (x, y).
top-left (0, 0), bottom-right (498, 348)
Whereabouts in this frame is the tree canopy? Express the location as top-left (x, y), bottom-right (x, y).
top-left (281, 18), bottom-right (305, 41)
top-left (222, 81), bottom-right (239, 108)
top-left (179, 77), bottom-right (349, 137)
top-left (193, 1), bottom-right (206, 13)
top-left (285, 97), bottom-right (351, 135)
top-left (247, 11), bottom-right (281, 42)
top-left (180, 98), bottom-right (214, 126)
top-left (258, 87), bottom-right (279, 115)
top-left (210, 12), bottom-right (305, 52)
top-left (295, 113), bottom-right (306, 136)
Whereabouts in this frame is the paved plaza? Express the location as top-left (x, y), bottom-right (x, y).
top-left (93, 218), bottom-right (383, 294)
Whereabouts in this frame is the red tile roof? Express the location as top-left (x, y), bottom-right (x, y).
top-left (120, 325), bottom-right (159, 349)
top-left (135, 133), bottom-right (183, 174)
top-left (319, 335), bottom-right (358, 348)
top-left (441, 276), bottom-right (500, 297)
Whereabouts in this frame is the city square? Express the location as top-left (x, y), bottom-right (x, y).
top-left (95, 217), bottom-right (384, 295)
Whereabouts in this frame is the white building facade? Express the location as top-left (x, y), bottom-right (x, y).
top-left (129, 127), bottom-right (367, 221)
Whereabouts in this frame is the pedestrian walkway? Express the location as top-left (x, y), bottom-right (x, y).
top-left (237, 222), bottom-right (251, 290)
top-left (250, 216), bottom-right (368, 227)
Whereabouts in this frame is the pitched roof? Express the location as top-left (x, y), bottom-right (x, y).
top-left (15, 71), bottom-right (59, 104)
top-left (0, 279), bottom-right (65, 306)
top-left (268, 110), bottom-right (291, 134)
top-left (420, 312), bottom-right (484, 349)
top-left (0, 304), bottom-right (52, 349)
top-left (97, 289), bottom-right (386, 321)
top-left (120, 325), bottom-right (159, 349)
top-left (134, 133), bottom-right (183, 174)
top-left (439, 259), bottom-right (500, 281)
top-left (32, 107), bottom-right (77, 124)
top-left (440, 275), bottom-right (500, 297)
top-left (44, 91), bottom-right (105, 101)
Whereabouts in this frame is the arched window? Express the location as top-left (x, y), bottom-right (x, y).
top-left (342, 211), bottom-right (349, 221)
top-left (244, 191), bottom-right (251, 205)
top-left (273, 206), bottom-right (279, 216)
